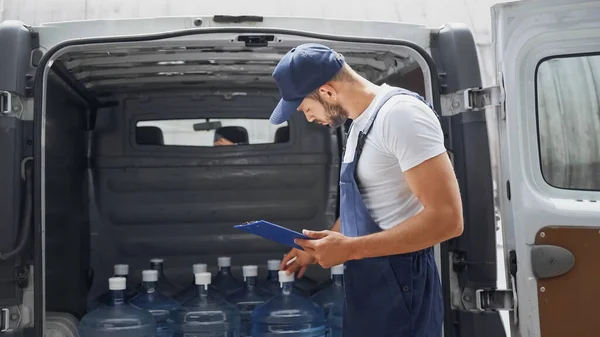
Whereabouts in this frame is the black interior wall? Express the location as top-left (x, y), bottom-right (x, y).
top-left (87, 91), bottom-right (338, 298)
top-left (44, 72), bottom-right (91, 318)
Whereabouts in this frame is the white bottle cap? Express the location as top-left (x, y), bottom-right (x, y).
top-left (142, 270), bottom-right (158, 282)
top-left (331, 264), bottom-right (344, 276)
top-left (114, 264), bottom-right (129, 276)
top-left (195, 272), bottom-right (212, 286)
top-left (109, 277), bottom-right (127, 291)
top-left (150, 258), bottom-right (164, 264)
top-left (193, 263), bottom-right (207, 274)
top-left (217, 257), bottom-right (231, 268)
top-left (267, 260), bottom-right (281, 271)
top-left (243, 265), bottom-right (258, 278)
top-left (278, 270), bottom-right (294, 286)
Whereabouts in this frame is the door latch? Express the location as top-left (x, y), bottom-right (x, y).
top-left (0, 91), bottom-right (11, 114)
top-left (1, 308), bottom-right (9, 333)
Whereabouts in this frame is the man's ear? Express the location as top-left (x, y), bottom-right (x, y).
top-left (318, 84), bottom-right (337, 101)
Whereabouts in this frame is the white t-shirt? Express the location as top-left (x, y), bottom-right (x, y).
top-left (343, 84), bottom-right (446, 230)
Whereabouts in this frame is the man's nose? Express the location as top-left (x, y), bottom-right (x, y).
top-left (305, 113), bottom-right (315, 122)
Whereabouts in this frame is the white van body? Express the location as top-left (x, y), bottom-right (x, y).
top-left (0, 1), bottom-right (599, 337)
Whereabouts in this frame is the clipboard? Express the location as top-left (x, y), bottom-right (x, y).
top-left (234, 220), bottom-right (312, 250)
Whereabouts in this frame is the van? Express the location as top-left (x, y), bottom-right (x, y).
top-left (1, 0), bottom-right (599, 336)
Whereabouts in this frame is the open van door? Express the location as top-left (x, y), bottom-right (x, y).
top-left (493, 0), bottom-right (600, 336)
top-left (0, 20), bottom-right (36, 334)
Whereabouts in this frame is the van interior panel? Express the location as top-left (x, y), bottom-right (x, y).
top-left (534, 226), bottom-right (600, 337)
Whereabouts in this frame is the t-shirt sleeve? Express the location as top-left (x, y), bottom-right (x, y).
top-left (381, 98), bottom-right (447, 172)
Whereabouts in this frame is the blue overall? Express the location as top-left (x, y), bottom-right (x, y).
top-left (340, 88), bottom-right (444, 337)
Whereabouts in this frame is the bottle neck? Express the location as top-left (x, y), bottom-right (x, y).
top-left (150, 263), bottom-right (164, 274)
top-left (142, 281), bottom-right (157, 293)
top-left (110, 289), bottom-right (125, 305)
top-left (332, 274), bottom-right (344, 286)
top-left (219, 266), bottom-right (231, 275)
top-left (197, 285), bottom-right (209, 298)
top-left (245, 276), bottom-right (257, 288)
top-left (115, 273), bottom-right (128, 279)
top-left (267, 270), bottom-right (278, 280)
top-left (281, 281), bottom-right (294, 294)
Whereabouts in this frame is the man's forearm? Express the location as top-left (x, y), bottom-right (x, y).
top-left (349, 207), bottom-right (462, 260)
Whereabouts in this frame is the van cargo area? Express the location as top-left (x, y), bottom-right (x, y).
top-left (40, 33), bottom-right (429, 319)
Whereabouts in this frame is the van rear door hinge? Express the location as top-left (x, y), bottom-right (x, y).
top-left (0, 91), bottom-right (11, 114)
top-left (1, 308), bottom-right (9, 333)
top-left (476, 288), bottom-right (515, 311)
top-left (464, 86), bottom-right (502, 110)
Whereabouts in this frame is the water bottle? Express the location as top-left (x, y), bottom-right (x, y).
top-left (259, 260), bottom-right (304, 297)
top-left (79, 277), bottom-right (156, 337)
top-left (148, 258), bottom-right (179, 297)
top-left (130, 270), bottom-right (180, 337)
top-left (311, 265), bottom-right (345, 337)
top-left (259, 260), bottom-right (283, 295)
top-left (226, 266), bottom-right (272, 336)
top-left (173, 264), bottom-right (211, 303)
top-left (90, 264), bottom-right (137, 309)
top-left (212, 257), bottom-right (244, 296)
top-left (168, 272), bottom-right (241, 337)
top-left (252, 271), bottom-right (327, 337)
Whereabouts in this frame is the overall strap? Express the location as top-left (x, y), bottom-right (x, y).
top-left (355, 89), bottom-right (411, 160)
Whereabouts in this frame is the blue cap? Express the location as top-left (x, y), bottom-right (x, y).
top-left (270, 43), bottom-right (345, 125)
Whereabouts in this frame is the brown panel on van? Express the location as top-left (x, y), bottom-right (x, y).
top-left (535, 226), bottom-right (600, 337)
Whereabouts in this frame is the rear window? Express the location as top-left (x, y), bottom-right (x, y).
top-left (535, 53), bottom-right (600, 190)
top-left (135, 118), bottom-right (290, 147)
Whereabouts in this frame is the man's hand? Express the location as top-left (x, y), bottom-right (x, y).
top-left (294, 230), bottom-right (356, 268)
top-left (281, 248), bottom-right (316, 277)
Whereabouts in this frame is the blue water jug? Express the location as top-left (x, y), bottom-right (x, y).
top-left (226, 265), bottom-right (272, 337)
top-left (147, 258), bottom-right (180, 297)
top-left (252, 271), bottom-right (327, 337)
top-left (311, 265), bottom-right (345, 337)
top-left (79, 277), bottom-right (156, 337)
top-left (212, 257), bottom-right (244, 296)
top-left (174, 263), bottom-right (213, 303)
top-left (130, 270), bottom-right (180, 337)
top-left (259, 260), bottom-right (304, 297)
top-left (168, 272), bottom-right (241, 337)
top-left (90, 264), bottom-right (138, 309)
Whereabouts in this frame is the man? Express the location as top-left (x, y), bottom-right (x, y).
top-left (213, 126), bottom-right (248, 146)
top-left (269, 43), bottom-right (463, 337)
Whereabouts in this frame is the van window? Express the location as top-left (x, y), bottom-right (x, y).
top-left (536, 54), bottom-right (600, 190)
top-left (135, 118), bottom-right (290, 147)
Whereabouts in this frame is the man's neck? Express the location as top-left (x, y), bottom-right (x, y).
top-left (341, 81), bottom-right (381, 120)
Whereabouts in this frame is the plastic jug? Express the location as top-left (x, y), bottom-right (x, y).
top-left (90, 264), bottom-right (137, 309)
top-left (226, 266), bottom-right (272, 336)
top-left (252, 271), bottom-right (327, 337)
top-left (173, 264), bottom-right (212, 304)
top-left (79, 277), bottom-right (156, 337)
top-left (130, 270), bottom-right (180, 337)
top-left (168, 272), bottom-right (241, 337)
top-left (147, 258), bottom-right (179, 297)
top-left (311, 265), bottom-right (345, 337)
top-left (212, 257), bottom-right (244, 296)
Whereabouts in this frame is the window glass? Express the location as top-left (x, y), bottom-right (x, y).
top-left (536, 54), bottom-right (600, 190)
top-left (135, 118), bottom-right (289, 147)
